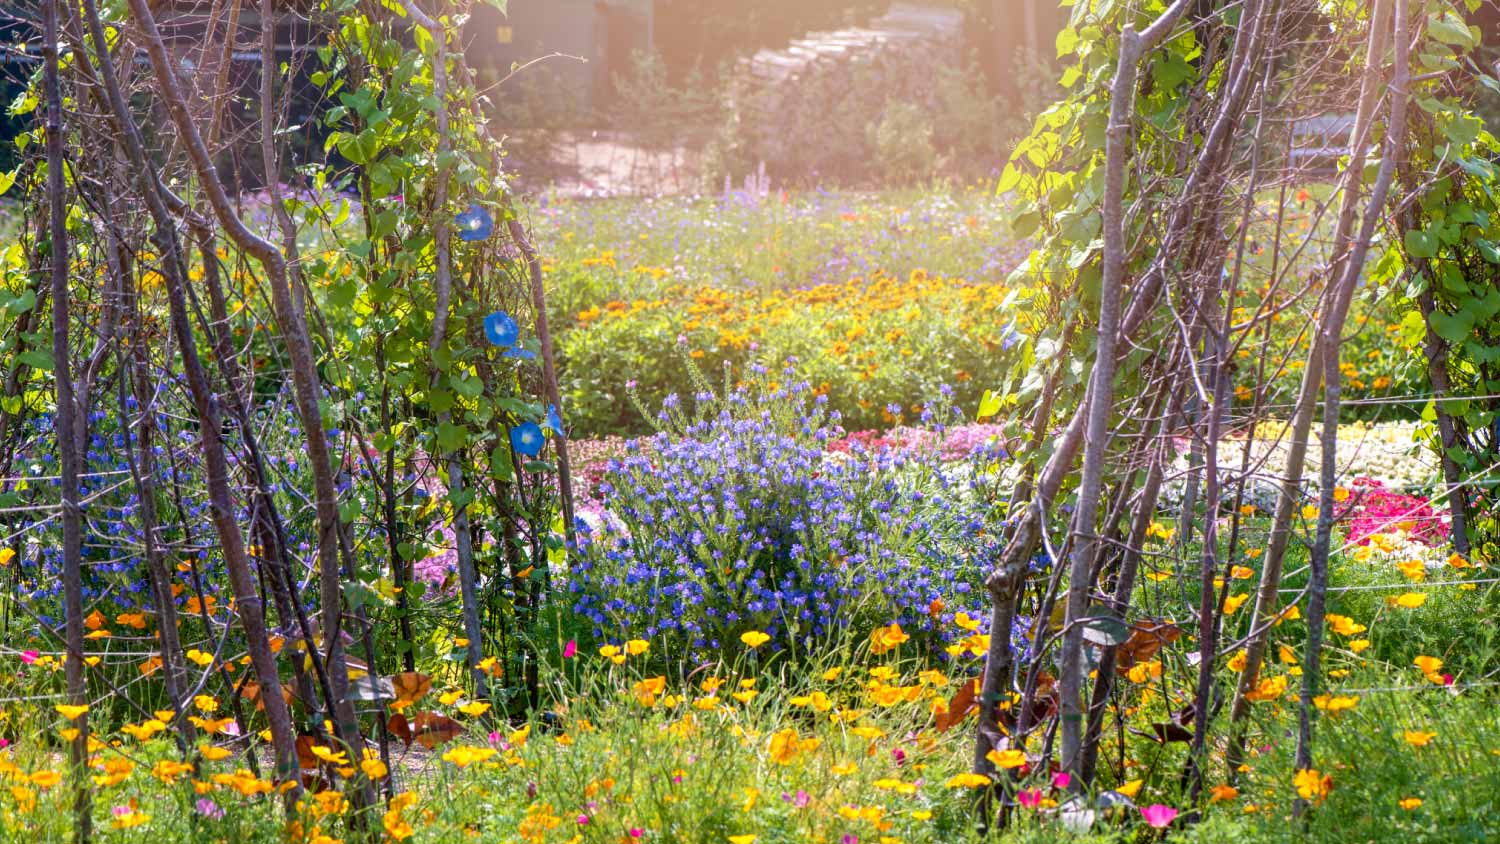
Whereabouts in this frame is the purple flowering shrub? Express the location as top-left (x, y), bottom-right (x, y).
top-left (568, 373), bottom-right (1011, 658)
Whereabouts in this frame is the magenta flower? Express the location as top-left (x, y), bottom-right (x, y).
top-left (1052, 771), bottom-right (1071, 790)
top-left (1017, 789), bottom-right (1042, 809)
top-left (563, 640), bottom-right (577, 659)
top-left (195, 798), bottom-right (224, 820)
top-left (20, 651), bottom-right (37, 665)
top-left (577, 815), bottom-right (590, 825)
top-left (1141, 805), bottom-right (1178, 828)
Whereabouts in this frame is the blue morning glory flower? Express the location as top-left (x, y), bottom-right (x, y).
top-left (503, 346), bottom-right (536, 360)
top-left (545, 404), bottom-right (565, 438)
top-left (455, 203), bottom-right (494, 242)
top-left (484, 311), bottom-right (519, 347)
top-left (510, 422), bottom-right (545, 457)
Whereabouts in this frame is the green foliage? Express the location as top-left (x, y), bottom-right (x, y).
top-left (1391, 1), bottom-right (1500, 561)
top-left (868, 101), bottom-right (938, 185)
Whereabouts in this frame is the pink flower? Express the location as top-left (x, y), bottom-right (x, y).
top-left (1017, 789), bottom-right (1042, 809)
top-left (1141, 805), bottom-right (1178, 829)
top-left (628, 829), bottom-right (643, 839)
top-left (891, 748), bottom-right (906, 766)
top-left (563, 640), bottom-right (577, 659)
top-left (577, 815), bottom-right (589, 825)
top-left (1052, 772), bottom-right (1071, 790)
top-left (20, 651), bottom-right (37, 665)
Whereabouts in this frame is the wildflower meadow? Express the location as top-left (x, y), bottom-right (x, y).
top-left (3, 1), bottom-right (1500, 843)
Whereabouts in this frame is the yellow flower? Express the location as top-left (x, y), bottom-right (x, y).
top-left (361, 754), bottom-right (389, 780)
top-left (1348, 639), bottom-right (1371, 654)
top-left (1230, 566), bottom-right (1255, 580)
top-left (1116, 779), bottom-right (1143, 799)
top-left (1301, 504), bottom-right (1319, 520)
top-left (441, 746), bottom-right (497, 768)
top-left (1223, 594), bottom-right (1250, 615)
top-left (1332, 486), bottom-right (1350, 503)
top-left (1227, 650), bottom-right (1247, 672)
top-left (944, 772), bottom-right (991, 788)
top-left (874, 777), bottom-right (918, 796)
top-left (122, 720), bottom-right (167, 741)
top-left (199, 744), bottom-right (232, 762)
top-left (1396, 560), bottom-right (1426, 582)
top-left (55, 704), bottom-right (89, 721)
top-left (767, 729), bottom-right (819, 765)
top-left (1403, 730), bottom-right (1436, 747)
top-left (1414, 655), bottom-right (1443, 674)
top-left (729, 836), bottom-right (757, 844)
top-left (1312, 694), bottom-right (1359, 713)
top-left (985, 749), bottom-right (1027, 769)
top-left (954, 612), bottom-right (981, 632)
top-left (28, 771), bottom-right (60, 789)
top-left (1126, 661), bottom-right (1161, 684)
top-left (111, 809), bottom-right (150, 830)
top-left (1399, 797), bottom-right (1422, 810)
top-left (310, 745), bottom-right (349, 766)
top-left (185, 649), bottom-right (215, 667)
top-left (383, 811), bottom-right (414, 840)
top-left (739, 631), bottom-right (771, 649)
top-left (1245, 674), bottom-right (1287, 703)
top-left (1392, 592), bottom-right (1427, 609)
top-left (458, 701), bottom-right (491, 717)
top-left (632, 676), bottom-right (667, 706)
top-left (868, 623), bottom-right (910, 655)
top-left (1294, 768), bottom-right (1332, 801)
top-left (1325, 615), bottom-right (1366, 636)
top-left (624, 639), bottom-right (650, 656)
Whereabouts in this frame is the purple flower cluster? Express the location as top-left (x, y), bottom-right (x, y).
top-left (568, 382), bottom-right (1011, 657)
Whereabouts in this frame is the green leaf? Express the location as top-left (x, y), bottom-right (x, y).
top-left (1429, 308), bottom-right (1474, 344)
top-left (17, 349), bottom-right (52, 372)
top-left (436, 421), bottom-right (467, 452)
top-left (1427, 12), bottom-right (1476, 49)
top-left (1404, 229), bottom-right (1438, 259)
top-left (1080, 610), bottom-right (1130, 647)
top-left (977, 390), bottom-right (1003, 420)
top-left (1055, 26), bottom-right (1079, 58)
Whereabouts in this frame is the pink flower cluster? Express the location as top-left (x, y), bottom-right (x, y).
top-left (1344, 476), bottom-right (1450, 547)
top-left (826, 423), bottom-right (1008, 461)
